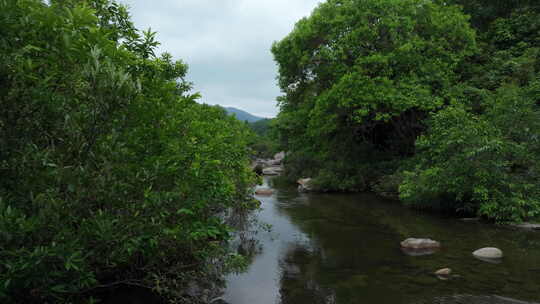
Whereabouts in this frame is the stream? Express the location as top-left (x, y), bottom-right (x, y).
top-left (222, 177), bottom-right (540, 304)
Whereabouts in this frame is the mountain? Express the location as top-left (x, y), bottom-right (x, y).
top-left (223, 107), bottom-right (264, 123)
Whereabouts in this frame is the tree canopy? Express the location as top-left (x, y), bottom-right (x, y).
top-left (272, 0), bottom-right (540, 222)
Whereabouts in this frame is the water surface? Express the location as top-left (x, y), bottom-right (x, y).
top-left (223, 178), bottom-right (540, 304)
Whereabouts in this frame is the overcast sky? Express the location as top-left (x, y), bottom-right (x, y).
top-left (119, 0), bottom-right (321, 118)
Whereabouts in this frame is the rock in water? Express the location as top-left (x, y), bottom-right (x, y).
top-left (274, 151), bottom-right (286, 161)
top-left (255, 188), bottom-right (273, 196)
top-left (401, 238), bottom-right (441, 256)
top-left (262, 166), bottom-right (282, 175)
top-left (401, 238), bottom-right (441, 249)
top-left (435, 268), bottom-right (452, 276)
top-left (297, 178), bottom-right (313, 192)
top-left (473, 247), bottom-right (503, 259)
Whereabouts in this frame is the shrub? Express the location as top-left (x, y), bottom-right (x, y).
top-left (400, 85), bottom-right (540, 222)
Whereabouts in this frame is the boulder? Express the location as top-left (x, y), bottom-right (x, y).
top-left (263, 166), bottom-right (282, 175)
top-left (297, 178), bottom-right (313, 192)
top-left (255, 188), bottom-right (273, 196)
top-left (400, 238), bottom-right (441, 249)
top-left (473, 247), bottom-right (503, 259)
top-left (274, 151), bottom-right (286, 161)
top-left (266, 159), bottom-right (281, 166)
top-left (435, 268), bottom-right (452, 276)
top-left (400, 238), bottom-right (440, 256)
top-left (257, 159), bottom-right (270, 167)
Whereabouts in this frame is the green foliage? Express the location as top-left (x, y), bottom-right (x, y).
top-left (0, 0), bottom-right (256, 302)
top-left (399, 1), bottom-right (540, 222)
top-left (249, 119), bottom-right (273, 137)
top-left (273, 0), bottom-right (540, 222)
top-left (440, 0), bottom-right (540, 31)
top-left (248, 119), bottom-right (280, 159)
top-left (272, 0), bottom-right (476, 191)
top-left (400, 85), bottom-right (540, 222)
top-left (371, 173), bottom-right (403, 200)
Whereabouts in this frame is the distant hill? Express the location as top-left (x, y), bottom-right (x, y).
top-left (223, 107), bottom-right (264, 123)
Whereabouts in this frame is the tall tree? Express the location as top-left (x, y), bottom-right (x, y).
top-left (272, 0), bottom-right (476, 190)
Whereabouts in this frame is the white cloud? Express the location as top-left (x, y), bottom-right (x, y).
top-left (120, 0), bottom-right (321, 117)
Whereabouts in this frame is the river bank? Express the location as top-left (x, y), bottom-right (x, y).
top-left (254, 153), bottom-right (540, 228)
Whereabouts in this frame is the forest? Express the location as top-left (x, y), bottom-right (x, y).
top-left (1, 0), bottom-right (539, 303)
top-left (271, 0), bottom-right (540, 223)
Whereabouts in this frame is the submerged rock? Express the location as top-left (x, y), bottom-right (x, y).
top-left (401, 247), bottom-right (439, 256)
top-left (473, 247), bottom-right (503, 260)
top-left (401, 238), bottom-right (441, 249)
top-left (401, 238), bottom-right (441, 256)
top-left (512, 223), bottom-right (540, 230)
top-left (255, 188), bottom-right (274, 196)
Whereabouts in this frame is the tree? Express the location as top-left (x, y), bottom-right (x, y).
top-left (272, 0), bottom-right (476, 190)
top-left (397, 0), bottom-right (540, 222)
top-left (400, 85), bottom-right (540, 222)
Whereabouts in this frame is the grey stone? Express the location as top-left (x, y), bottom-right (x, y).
top-left (473, 247), bottom-right (503, 259)
top-left (400, 238), bottom-right (441, 249)
top-left (263, 166), bottom-right (282, 175)
top-left (274, 151), bottom-right (285, 161)
top-left (297, 178), bottom-right (313, 192)
top-left (435, 268), bottom-right (452, 276)
top-left (400, 238), bottom-right (441, 256)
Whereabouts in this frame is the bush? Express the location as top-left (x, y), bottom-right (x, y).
top-left (400, 85), bottom-right (540, 222)
top-left (0, 0), bottom-right (256, 302)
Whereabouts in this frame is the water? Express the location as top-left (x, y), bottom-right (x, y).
top-left (222, 177), bottom-right (540, 304)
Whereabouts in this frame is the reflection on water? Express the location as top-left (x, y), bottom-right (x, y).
top-left (223, 177), bottom-right (540, 304)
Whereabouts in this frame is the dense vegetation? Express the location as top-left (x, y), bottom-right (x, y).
top-left (272, 0), bottom-right (540, 222)
top-left (248, 119), bottom-right (279, 159)
top-left (0, 0), bottom-right (257, 303)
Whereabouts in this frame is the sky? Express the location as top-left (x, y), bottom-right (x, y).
top-left (119, 0), bottom-right (322, 118)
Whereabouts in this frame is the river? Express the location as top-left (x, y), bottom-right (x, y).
top-left (222, 177), bottom-right (540, 304)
